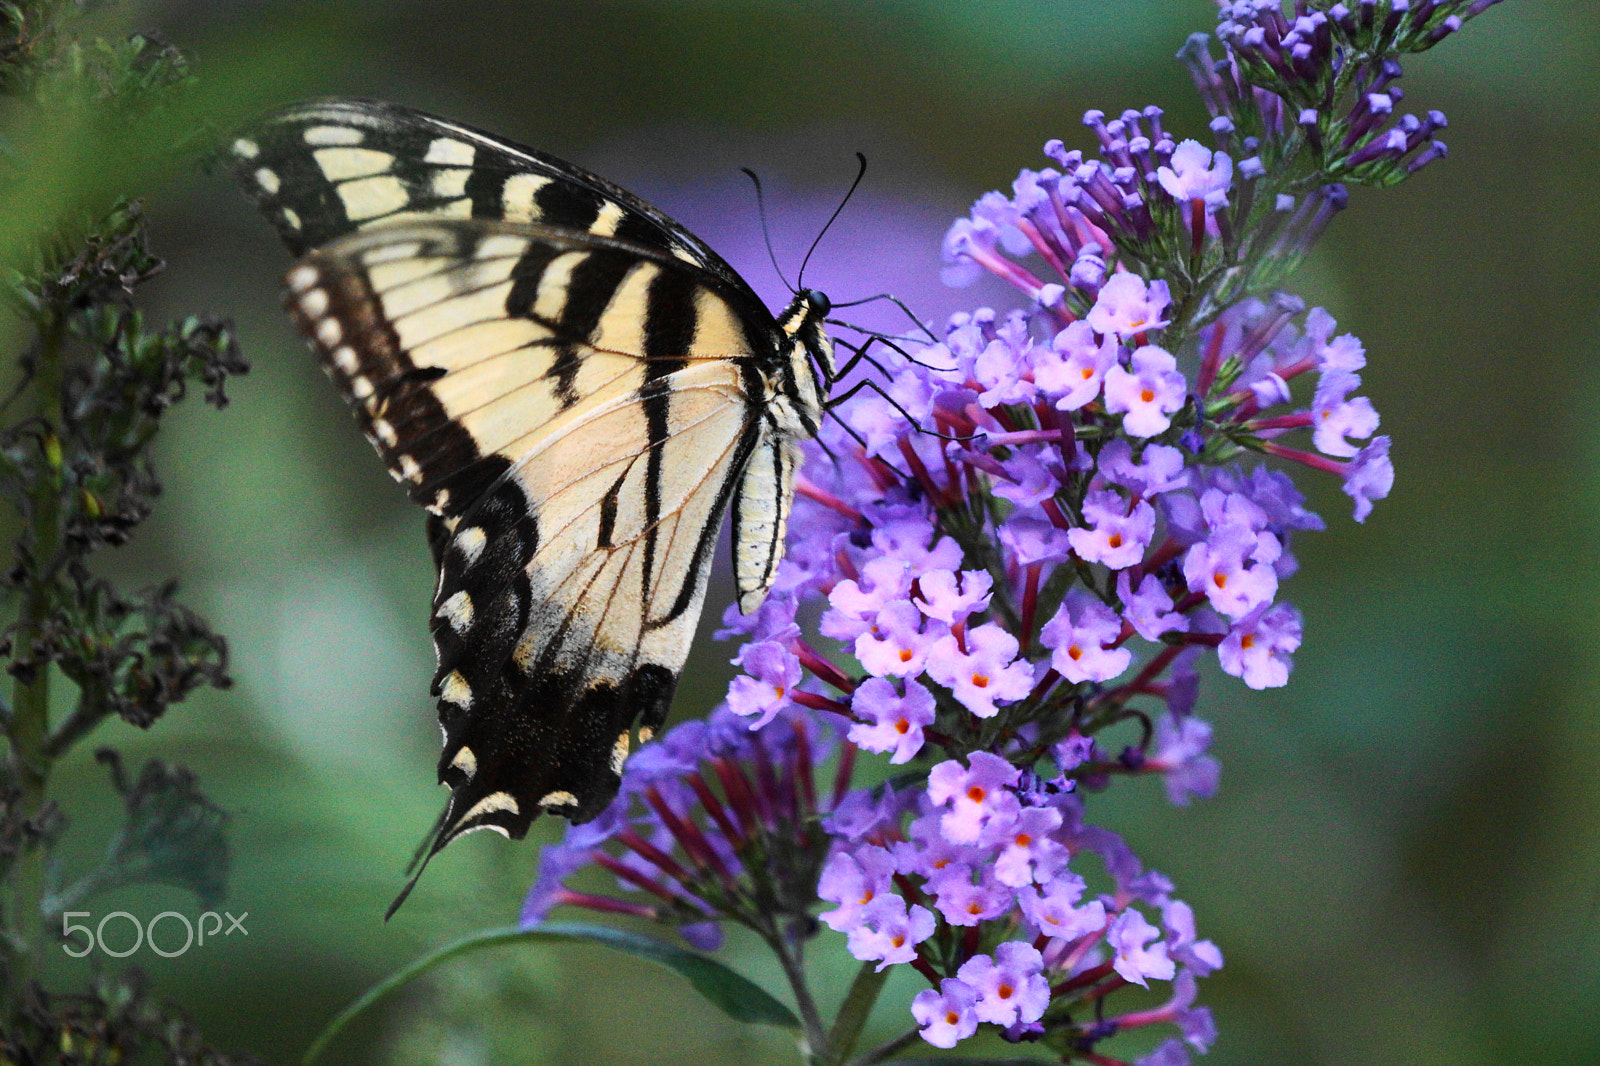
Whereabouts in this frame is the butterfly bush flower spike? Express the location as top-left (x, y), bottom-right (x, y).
top-left (527, 3), bottom-right (1502, 1062)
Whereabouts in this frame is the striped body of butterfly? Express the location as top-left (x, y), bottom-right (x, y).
top-left (229, 99), bottom-right (833, 883)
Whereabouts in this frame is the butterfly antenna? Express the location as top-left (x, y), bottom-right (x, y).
top-left (797, 152), bottom-right (867, 291)
top-left (741, 167), bottom-right (795, 294)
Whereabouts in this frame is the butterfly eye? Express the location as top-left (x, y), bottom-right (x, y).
top-left (803, 289), bottom-right (831, 318)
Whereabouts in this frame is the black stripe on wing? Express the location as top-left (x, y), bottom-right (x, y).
top-left (228, 98), bottom-right (755, 301)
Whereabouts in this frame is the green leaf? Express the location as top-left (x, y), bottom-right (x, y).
top-left (302, 922), bottom-right (799, 1065)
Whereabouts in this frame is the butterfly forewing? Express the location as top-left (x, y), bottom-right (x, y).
top-left (230, 98), bottom-right (754, 297)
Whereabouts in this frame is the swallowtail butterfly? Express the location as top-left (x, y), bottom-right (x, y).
top-left (229, 100), bottom-right (834, 900)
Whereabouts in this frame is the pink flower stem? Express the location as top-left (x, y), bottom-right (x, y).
top-left (831, 738), bottom-right (856, 808)
top-left (794, 640), bottom-right (856, 694)
top-left (556, 885), bottom-right (659, 919)
top-left (794, 477), bottom-right (862, 520)
top-left (711, 757), bottom-right (760, 838)
top-left (791, 689), bottom-right (852, 716)
top-left (791, 718), bottom-right (817, 815)
top-left (646, 785), bottom-right (734, 884)
top-left (898, 437), bottom-right (948, 509)
top-left (1198, 314), bottom-right (1227, 396)
top-left (1027, 668), bottom-right (1061, 705)
top-left (1260, 440), bottom-right (1348, 475)
top-left (1247, 411), bottom-right (1313, 432)
top-left (962, 243), bottom-right (1051, 299)
top-left (1052, 960), bottom-right (1115, 997)
top-left (982, 428), bottom-right (1070, 447)
top-left (1082, 975), bottom-right (1132, 1002)
top-left (615, 829), bottom-right (696, 888)
top-left (1020, 563), bottom-right (1043, 648)
top-left (687, 772), bottom-right (747, 848)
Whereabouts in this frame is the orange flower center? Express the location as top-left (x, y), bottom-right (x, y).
top-left (1140, 388), bottom-right (1155, 403)
top-left (971, 673), bottom-right (990, 688)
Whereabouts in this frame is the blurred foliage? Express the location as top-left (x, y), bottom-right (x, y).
top-left (1, 1), bottom-right (1586, 1065)
top-left (0, 1), bottom-right (262, 1062)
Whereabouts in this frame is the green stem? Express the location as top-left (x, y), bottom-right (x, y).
top-left (766, 927), bottom-right (830, 1064)
top-left (824, 960), bottom-right (890, 1066)
top-left (42, 687), bottom-right (109, 760)
top-left (844, 1026), bottom-right (920, 1066)
top-left (3, 313), bottom-right (65, 1019)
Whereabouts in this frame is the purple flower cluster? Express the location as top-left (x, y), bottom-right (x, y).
top-left (522, 4), bottom-right (1500, 1063)
top-left (821, 749), bottom-right (1220, 1051)
top-left (521, 703), bottom-right (846, 950)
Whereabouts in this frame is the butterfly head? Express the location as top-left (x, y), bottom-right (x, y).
top-left (778, 288), bottom-right (837, 392)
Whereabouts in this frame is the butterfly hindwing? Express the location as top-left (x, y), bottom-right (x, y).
top-left (281, 217), bottom-right (778, 841)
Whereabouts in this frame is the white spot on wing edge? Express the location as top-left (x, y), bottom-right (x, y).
top-left (315, 318), bottom-right (342, 347)
top-left (286, 265), bottom-right (319, 293)
top-left (440, 670), bottom-right (472, 708)
top-left (437, 590), bottom-right (473, 633)
top-left (331, 346), bottom-right (359, 374)
top-left (538, 791), bottom-right (579, 808)
top-left (460, 791), bottom-right (519, 822)
top-left (232, 137), bottom-right (260, 159)
top-left (452, 822), bottom-right (511, 840)
top-left (300, 288), bottom-right (329, 318)
top-left (638, 726), bottom-right (655, 744)
top-left (610, 731), bottom-right (630, 776)
top-left (450, 746), bottom-right (477, 779)
top-left (282, 207), bottom-right (303, 230)
top-left (372, 418), bottom-right (398, 447)
top-left (454, 526), bottom-right (486, 565)
top-left (303, 124), bottom-right (363, 146)
top-left (255, 167), bottom-right (281, 195)
top-left (398, 454), bottom-right (423, 482)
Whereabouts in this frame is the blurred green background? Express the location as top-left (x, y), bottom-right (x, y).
top-left (16, 1), bottom-right (1599, 1063)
